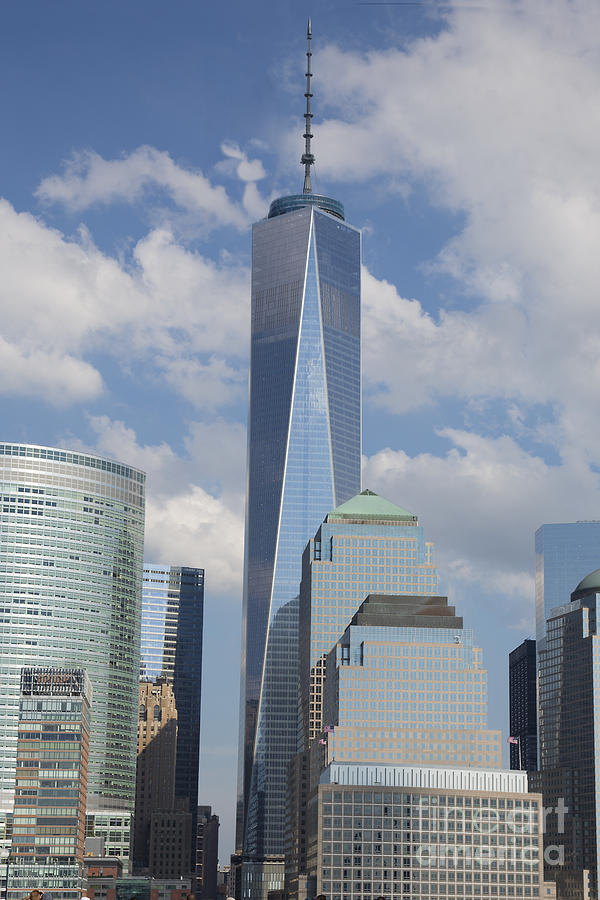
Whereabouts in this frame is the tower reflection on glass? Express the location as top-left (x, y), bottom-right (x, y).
top-left (236, 21), bottom-right (362, 897)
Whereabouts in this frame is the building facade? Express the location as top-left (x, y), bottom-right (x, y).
top-left (236, 31), bottom-right (362, 894)
top-left (0, 443), bottom-right (145, 874)
top-left (299, 490), bottom-right (437, 748)
top-left (196, 805), bottom-right (219, 900)
top-left (133, 680), bottom-right (179, 872)
top-left (296, 594), bottom-right (543, 900)
top-left (8, 667), bottom-right (91, 900)
top-left (320, 594), bottom-right (500, 770)
top-left (535, 522), bottom-right (600, 650)
top-left (309, 764), bottom-right (543, 900)
top-left (141, 565), bottom-right (204, 821)
top-left (536, 570), bottom-right (600, 898)
top-left (508, 639), bottom-right (537, 772)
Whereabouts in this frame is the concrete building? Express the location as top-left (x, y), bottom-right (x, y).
top-left (236, 26), bottom-right (362, 898)
top-left (148, 804), bottom-right (193, 878)
top-left (133, 680), bottom-right (179, 872)
top-left (8, 667), bottom-right (91, 900)
top-left (508, 639), bottom-right (538, 771)
top-left (299, 490), bottom-right (437, 748)
top-left (309, 763), bottom-right (543, 900)
top-left (0, 443), bottom-right (145, 876)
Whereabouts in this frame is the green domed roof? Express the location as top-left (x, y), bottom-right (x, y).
top-left (575, 569), bottom-right (600, 593)
top-left (327, 489), bottom-right (416, 522)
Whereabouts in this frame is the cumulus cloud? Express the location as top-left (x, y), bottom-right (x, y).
top-left (0, 199), bottom-right (248, 405)
top-left (363, 427), bottom-right (600, 624)
top-left (301, 0), bottom-right (600, 459)
top-left (83, 415), bottom-right (245, 596)
top-left (36, 145), bottom-right (250, 230)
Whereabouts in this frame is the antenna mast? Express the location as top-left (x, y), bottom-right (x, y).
top-left (301, 19), bottom-right (314, 194)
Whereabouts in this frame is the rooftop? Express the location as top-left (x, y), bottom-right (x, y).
top-left (327, 489), bottom-right (417, 524)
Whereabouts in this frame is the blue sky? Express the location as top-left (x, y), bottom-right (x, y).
top-left (3, 0), bottom-right (600, 861)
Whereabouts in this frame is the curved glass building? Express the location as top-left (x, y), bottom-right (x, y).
top-left (0, 443), bottom-right (145, 868)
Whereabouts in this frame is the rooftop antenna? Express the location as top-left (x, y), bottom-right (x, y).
top-left (301, 18), bottom-right (314, 194)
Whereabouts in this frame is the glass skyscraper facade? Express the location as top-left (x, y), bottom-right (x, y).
top-left (299, 490), bottom-right (437, 747)
top-left (141, 565), bottom-right (204, 813)
top-left (535, 522), bottom-right (600, 649)
top-left (237, 190), bottom-right (361, 876)
top-left (0, 443), bottom-right (145, 872)
top-left (536, 571), bottom-right (600, 898)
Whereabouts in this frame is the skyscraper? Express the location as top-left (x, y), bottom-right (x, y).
top-left (299, 489), bottom-right (438, 748)
top-left (237, 23), bottom-right (361, 891)
top-left (140, 565), bottom-right (204, 832)
top-left (536, 570), bottom-right (600, 898)
top-left (508, 639), bottom-right (538, 771)
top-left (133, 680), bottom-right (178, 872)
top-left (535, 522), bottom-right (600, 649)
top-left (0, 443), bottom-right (145, 874)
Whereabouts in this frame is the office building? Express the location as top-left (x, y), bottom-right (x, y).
top-left (141, 565), bottom-right (204, 827)
top-left (299, 595), bottom-right (543, 900)
top-left (133, 680), bottom-right (178, 872)
top-left (320, 593), bottom-right (500, 770)
top-left (8, 667), bottom-right (91, 900)
top-left (535, 522), bottom-right (600, 650)
top-left (309, 764), bottom-right (543, 900)
top-left (148, 803), bottom-right (193, 879)
top-left (196, 805), bottom-right (219, 900)
top-left (299, 489), bottom-right (437, 747)
top-left (536, 569), bottom-right (600, 898)
top-left (0, 443), bottom-right (145, 875)
top-left (236, 24), bottom-right (361, 894)
top-left (508, 639), bottom-right (537, 771)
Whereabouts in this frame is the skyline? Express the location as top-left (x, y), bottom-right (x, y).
top-left (2, 0), bottom-right (600, 861)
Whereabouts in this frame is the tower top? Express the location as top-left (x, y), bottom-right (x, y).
top-left (301, 18), bottom-right (314, 193)
top-left (267, 21), bottom-right (345, 220)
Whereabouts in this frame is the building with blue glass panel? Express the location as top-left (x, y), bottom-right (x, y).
top-left (299, 490), bottom-right (437, 748)
top-left (236, 27), bottom-right (362, 896)
top-left (140, 565), bottom-right (204, 870)
top-left (237, 198), bottom-right (361, 875)
top-left (535, 522), bottom-right (600, 650)
top-left (0, 443), bottom-right (145, 877)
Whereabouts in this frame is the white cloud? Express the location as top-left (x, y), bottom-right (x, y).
top-left (302, 0), bottom-right (600, 459)
top-left (36, 145), bottom-right (250, 230)
top-left (0, 337), bottom-right (103, 404)
top-left (363, 427), bottom-right (600, 624)
top-left (0, 199), bottom-right (248, 406)
top-left (83, 415), bottom-right (245, 596)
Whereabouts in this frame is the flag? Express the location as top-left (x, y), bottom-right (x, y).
top-left (319, 738), bottom-right (327, 745)
top-left (507, 736), bottom-right (519, 745)
top-left (324, 725), bottom-right (334, 733)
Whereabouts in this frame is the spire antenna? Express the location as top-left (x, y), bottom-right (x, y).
top-left (301, 18), bottom-right (314, 194)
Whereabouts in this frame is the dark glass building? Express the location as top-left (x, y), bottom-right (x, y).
top-left (236, 28), bottom-right (362, 897)
top-left (140, 565), bottom-right (204, 867)
top-left (508, 638), bottom-right (538, 771)
top-left (536, 570), bottom-right (600, 898)
top-left (535, 522), bottom-right (600, 650)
